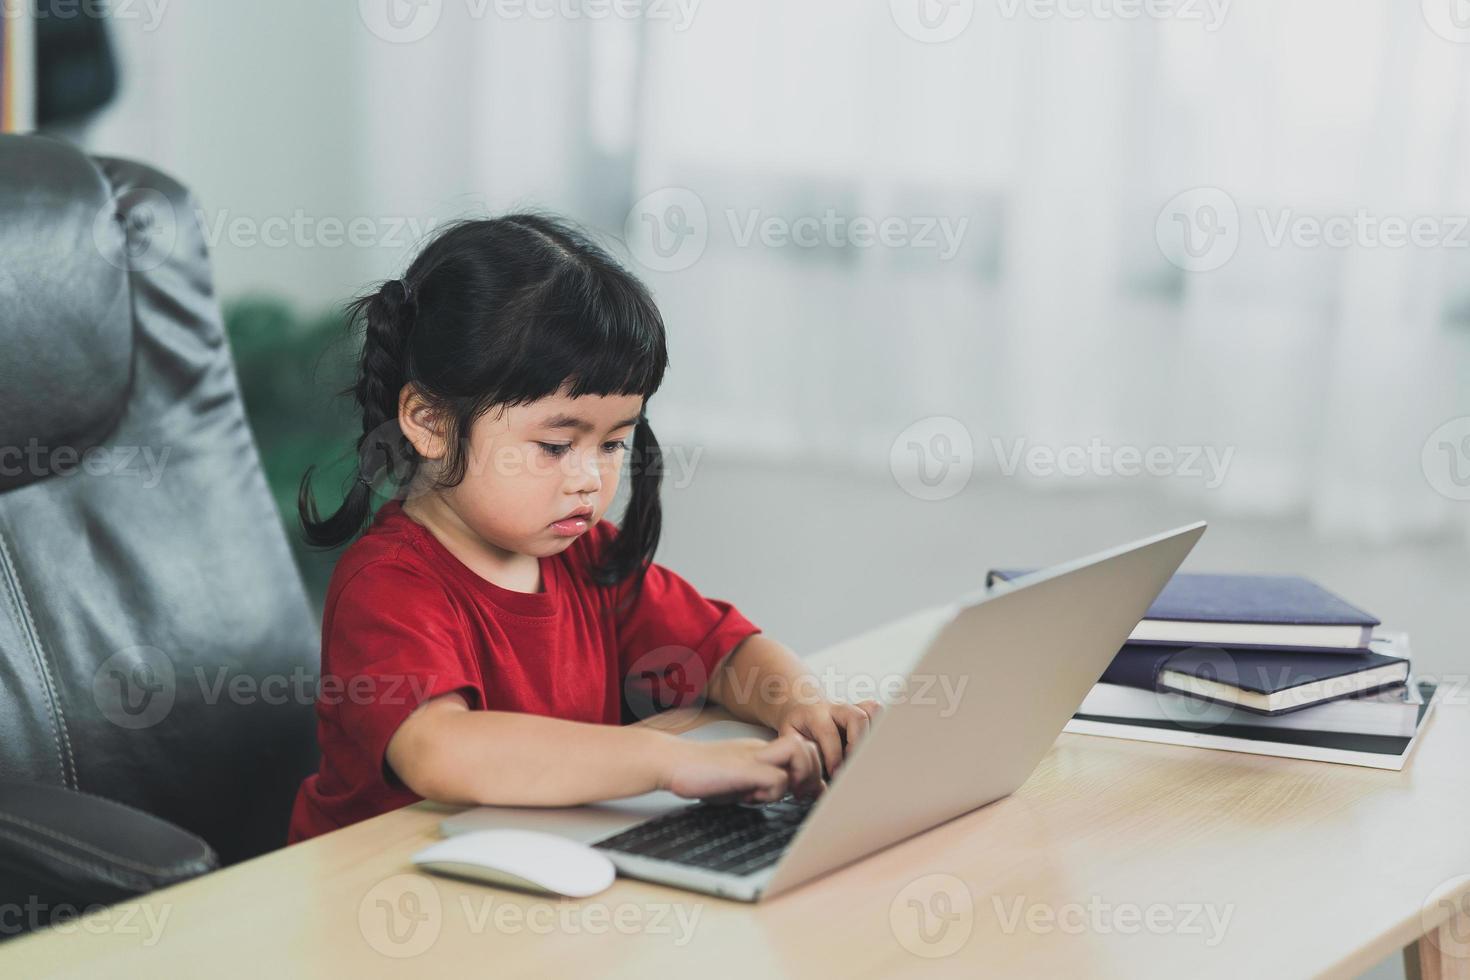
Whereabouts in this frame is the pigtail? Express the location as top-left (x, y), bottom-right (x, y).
top-left (298, 279), bottom-right (421, 548)
top-left (593, 415), bottom-right (664, 612)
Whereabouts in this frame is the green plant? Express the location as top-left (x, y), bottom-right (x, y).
top-left (225, 296), bottom-right (360, 606)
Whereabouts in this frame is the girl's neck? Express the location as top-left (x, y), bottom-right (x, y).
top-left (400, 493), bottom-right (544, 594)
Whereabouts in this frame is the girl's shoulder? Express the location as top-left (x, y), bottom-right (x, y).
top-left (324, 502), bottom-right (445, 603)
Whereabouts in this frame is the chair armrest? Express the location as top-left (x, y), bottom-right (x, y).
top-left (0, 781), bottom-right (218, 910)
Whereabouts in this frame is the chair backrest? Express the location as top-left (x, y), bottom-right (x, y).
top-left (0, 134), bottom-right (319, 865)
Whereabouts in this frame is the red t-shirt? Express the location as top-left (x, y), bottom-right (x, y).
top-left (286, 499), bottom-right (761, 843)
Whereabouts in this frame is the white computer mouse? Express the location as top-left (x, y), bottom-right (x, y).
top-left (411, 829), bottom-right (616, 898)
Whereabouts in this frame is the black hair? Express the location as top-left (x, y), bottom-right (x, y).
top-left (298, 213), bottom-right (668, 603)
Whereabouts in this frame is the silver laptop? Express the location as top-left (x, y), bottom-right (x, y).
top-left (440, 521), bottom-right (1205, 901)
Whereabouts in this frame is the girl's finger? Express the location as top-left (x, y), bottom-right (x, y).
top-left (842, 702), bottom-right (870, 747)
top-left (794, 738), bottom-right (825, 799)
top-left (806, 717), bottom-right (843, 777)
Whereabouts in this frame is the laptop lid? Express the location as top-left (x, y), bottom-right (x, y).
top-left (761, 521), bottom-right (1206, 898)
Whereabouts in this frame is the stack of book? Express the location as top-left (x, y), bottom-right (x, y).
top-left (986, 570), bottom-right (1440, 770)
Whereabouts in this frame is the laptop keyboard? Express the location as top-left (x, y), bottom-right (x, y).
top-left (592, 799), bottom-right (813, 877)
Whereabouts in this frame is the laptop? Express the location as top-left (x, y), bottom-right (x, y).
top-left (439, 521), bottom-right (1206, 901)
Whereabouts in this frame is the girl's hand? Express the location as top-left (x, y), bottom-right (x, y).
top-left (658, 733), bottom-right (826, 805)
top-left (773, 699), bottom-right (883, 778)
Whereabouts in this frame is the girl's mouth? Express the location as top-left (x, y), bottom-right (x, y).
top-left (549, 514), bottom-right (591, 536)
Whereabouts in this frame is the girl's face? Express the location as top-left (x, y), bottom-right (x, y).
top-left (402, 385), bottom-right (645, 559)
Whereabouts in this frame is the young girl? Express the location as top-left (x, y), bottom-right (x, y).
top-left (287, 214), bottom-right (880, 843)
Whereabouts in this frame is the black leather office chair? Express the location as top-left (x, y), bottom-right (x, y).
top-left (0, 135), bottom-right (320, 936)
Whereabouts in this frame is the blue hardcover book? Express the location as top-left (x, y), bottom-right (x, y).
top-left (987, 570), bottom-right (1379, 651)
top-left (1096, 642), bottom-right (1409, 715)
top-left (1155, 646), bottom-right (1409, 715)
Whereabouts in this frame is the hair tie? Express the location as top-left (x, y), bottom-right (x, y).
top-left (391, 278), bottom-right (413, 306)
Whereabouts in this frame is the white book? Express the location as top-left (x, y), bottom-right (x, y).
top-left (1064, 683), bottom-right (1439, 771)
top-left (1077, 678), bottom-right (1423, 737)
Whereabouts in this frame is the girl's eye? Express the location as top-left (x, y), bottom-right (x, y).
top-left (602, 440), bottom-right (629, 454)
top-left (537, 443), bottom-right (571, 458)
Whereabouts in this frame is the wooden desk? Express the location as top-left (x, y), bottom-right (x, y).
top-left (6, 607), bottom-right (1470, 979)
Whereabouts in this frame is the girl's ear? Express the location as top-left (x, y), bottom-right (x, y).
top-left (398, 384), bottom-right (449, 460)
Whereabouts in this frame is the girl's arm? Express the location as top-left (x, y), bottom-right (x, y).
top-left (386, 692), bottom-right (825, 807)
top-left (703, 634), bottom-right (882, 777)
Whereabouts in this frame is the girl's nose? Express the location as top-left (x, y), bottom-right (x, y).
top-left (568, 451), bottom-right (601, 494)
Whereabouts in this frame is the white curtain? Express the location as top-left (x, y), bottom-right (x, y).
top-left (624, 0), bottom-right (1470, 547)
top-left (81, 0), bottom-right (1470, 547)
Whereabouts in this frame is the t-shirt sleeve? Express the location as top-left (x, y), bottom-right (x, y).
top-left (323, 560), bottom-right (482, 787)
top-left (590, 521), bottom-right (763, 714)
